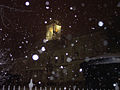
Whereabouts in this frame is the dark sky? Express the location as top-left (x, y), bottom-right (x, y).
top-left (0, 0), bottom-right (120, 58)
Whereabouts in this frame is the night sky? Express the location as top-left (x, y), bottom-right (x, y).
top-left (0, 0), bottom-right (120, 58)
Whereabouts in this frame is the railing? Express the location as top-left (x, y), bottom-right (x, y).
top-left (2, 86), bottom-right (117, 90)
top-left (1, 79), bottom-right (120, 90)
top-left (2, 85), bottom-right (119, 90)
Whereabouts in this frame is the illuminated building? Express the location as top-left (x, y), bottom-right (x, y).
top-left (46, 20), bottom-right (62, 41)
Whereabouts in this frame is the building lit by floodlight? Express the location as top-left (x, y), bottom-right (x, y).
top-left (46, 20), bottom-right (62, 41)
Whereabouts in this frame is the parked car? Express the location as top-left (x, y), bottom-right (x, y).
top-left (80, 54), bottom-right (120, 89)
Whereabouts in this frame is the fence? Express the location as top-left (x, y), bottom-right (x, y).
top-left (1, 79), bottom-right (120, 90)
top-left (2, 86), bottom-right (118, 90)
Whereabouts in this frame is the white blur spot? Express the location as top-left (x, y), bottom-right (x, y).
top-left (79, 68), bottom-right (82, 72)
top-left (45, 1), bottom-right (50, 5)
top-left (22, 41), bottom-right (24, 44)
top-left (63, 45), bottom-right (66, 48)
top-left (88, 18), bottom-right (92, 21)
top-left (34, 74), bottom-right (37, 77)
top-left (49, 76), bottom-right (54, 80)
top-left (55, 56), bottom-right (58, 60)
top-left (70, 7), bottom-right (73, 10)
top-left (66, 57), bottom-right (72, 62)
top-left (113, 83), bottom-right (116, 87)
top-left (64, 87), bottom-right (67, 90)
top-left (75, 40), bottom-right (78, 42)
top-left (66, 53), bottom-right (68, 56)
top-left (52, 71), bottom-right (55, 75)
top-left (24, 37), bottom-right (26, 39)
top-left (74, 15), bottom-right (77, 18)
top-left (58, 7), bottom-right (60, 10)
top-left (98, 21), bottom-right (104, 27)
top-left (38, 81), bottom-right (41, 84)
top-left (25, 56), bottom-right (28, 58)
top-left (103, 40), bottom-right (108, 46)
top-left (72, 70), bottom-right (74, 72)
top-left (26, 40), bottom-right (29, 43)
top-left (0, 28), bottom-right (2, 31)
top-left (104, 27), bottom-right (107, 30)
top-left (49, 18), bottom-right (52, 20)
top-left (25, 1), bottom-right (30, 6)
top-left (69, 25), bottom-right (72, 28)
top-left (91, 27), bottom-right (95, 30)
top-left (46, 6), bottom-right (50, 9)
top-left (85, 57), bottom-right (90, 62)
top-left (71, 43), bottom-right (74, 47)
top-left (44, 21), bottom-right (48, 24)
top-left (60, 66), bottom-right (64, 69)
top-left (11, 58), bottom-right (14, 61)
top-left (10, 53), bottom-right (12, 57)
top-left (41, 47), bottom-right (46, 51)
top-left (5, 72), bottom-right (7, 75)
top-left (32, 54), bottom-right (39, 61)
top-left (19, 46), bottom-right (22, 48)
top-left (38, 49), bottom-right (43, 54)
top-left (50, 10), bottom-right (52, 12)
top-left (81, 3), bottom-right (85, 7)
top-left (43, 39), bottom-right (48, 43)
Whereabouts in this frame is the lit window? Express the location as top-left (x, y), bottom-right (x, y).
top-left (46, 20), bottom-right (61, 41)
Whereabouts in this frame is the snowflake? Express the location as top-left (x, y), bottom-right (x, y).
top-left (46, 6), bottom-right (50, 10)
top-left (25, 1), bottom-right (30, 6)
top-left (45, 1), bottom-right (50, 5)
top-left (32, 54), bottom-right (39, 61)
top-left (98, 21), bottom-right (104, 27)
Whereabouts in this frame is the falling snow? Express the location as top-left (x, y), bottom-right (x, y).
top-left (0, 0), bottom-right (120, 88)
top-left (98, 21), bottom-right (104, 27)
top-left (41, 46), bottom-right (46, 52)
top-left (46, 6), bottom-right (50, 10)
top-left (32, 54), bottom-right (39, 61)
top-left (45, 1), bottom-right (50, 6)
top-left (44, 21), bottom-right (48, 24)
top-left (66, 57), bottom-right (72, 62)
top-left (25, 1), bottom-right (30, 6)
